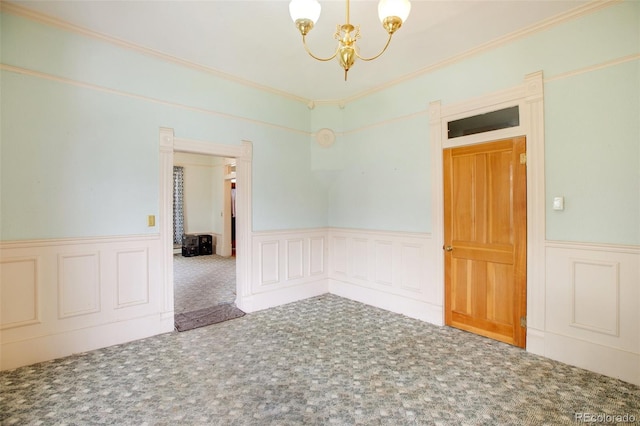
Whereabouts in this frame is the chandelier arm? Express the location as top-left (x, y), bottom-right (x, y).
top-left (302, 35), bottom-right (339, 62)
top-left (354, 33), bottom-right (394, 62)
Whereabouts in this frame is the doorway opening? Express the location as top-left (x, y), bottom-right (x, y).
top-left (158, 128), bottom-right (253, 331)
top-left (429, 72), bottom-right (545, 352)
top-left (172, 153), bottom-right (237, 318)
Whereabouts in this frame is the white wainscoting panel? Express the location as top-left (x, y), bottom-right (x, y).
top-left (259, 240), bottom-right (280, 285)
top-left (351, 238), bottom-right (369, 281)
top-left (309, 237), bottom-right (325, 276)
top-left (0, 256), bottom-right (40, 329)
top-left (0, 235), bottom-right (170, 371)
top-left (246, 229), bottom-right (328, 312)
top-left (400, 243), bottom-right (424, 292)
top-left (58, 253), bottom-right (101, 318)
top-left (571, 259), bottom-right (619, 336)
top-left (328, 229), bottom-right (441, 325)
top-left (374, 240), bottom-right (393, 286)
top-left (286, 239), bottom-right (304, 280)
top-left (116, 249), bottom-right (150, 309)
top-left (332, 236), bottom-right (348, 277)
top-left (545, 242), bottom-right (639, 386)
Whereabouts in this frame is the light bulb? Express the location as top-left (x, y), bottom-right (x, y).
top-left (289, 0), bottom-right (321, 24)
top-left (378, 0), bottom-right (411, 23)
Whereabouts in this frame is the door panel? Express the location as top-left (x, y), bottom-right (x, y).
top-left (444, 137), bottom-right (527, 347)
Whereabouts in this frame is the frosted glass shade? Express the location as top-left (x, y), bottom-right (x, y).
top-left (289, 0), bottom-right (321, 24)
top-left (378, 0), bottom-right (411, 23)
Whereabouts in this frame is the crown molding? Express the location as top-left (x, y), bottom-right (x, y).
top-left (337, 0), bottom-right (623, 105)
top-left (0, 1), bottom-right (312, 105)
top-left (0, 0), bottom-right (623, 108)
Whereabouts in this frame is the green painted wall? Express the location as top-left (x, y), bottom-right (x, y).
top-left (0, 12), bottom-right (326, 240)
top-left (1, 2), bottom-right (639, 246)
top-left (325, 116), bottom-right (431, 232)
top-left (322, 0), bottom-right (639, 245)
top-left (545, 60), bottom-right (639, 245)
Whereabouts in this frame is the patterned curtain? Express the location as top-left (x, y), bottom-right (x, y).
top-left (173, 166), bottom-right (185, 245)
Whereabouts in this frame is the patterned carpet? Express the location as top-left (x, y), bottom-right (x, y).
top-left (1, 294), bottom-right (638, 425)
top-left (173, 254), bottom-right (237, 313)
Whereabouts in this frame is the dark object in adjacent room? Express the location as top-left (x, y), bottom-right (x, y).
top-left (182, 234), bottom-right (199, 257)
top-left (198, 234), bottom-right (213, 256)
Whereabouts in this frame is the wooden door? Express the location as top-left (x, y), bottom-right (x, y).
top-left (444, 137), bottom-right (527, 347)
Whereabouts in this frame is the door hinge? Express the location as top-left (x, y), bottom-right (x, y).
top-left (520, 316), bottom-right (527, 328)
top-left (520, 153), bottom-right (527, 165)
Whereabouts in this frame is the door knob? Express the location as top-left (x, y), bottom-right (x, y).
top-left (444, 245), bottom-right (453, 252)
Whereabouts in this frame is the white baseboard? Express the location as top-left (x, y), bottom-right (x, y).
top-left (1, 314), bottom-right (174, 371)
top-left (526, 327), bottom-right (546, 356)
top-left (328, 279), bottom-right (444, 325)
top-left (544, 331), bottom-right (640, 386)
top-left (237, 279), bottom-right (328, 313)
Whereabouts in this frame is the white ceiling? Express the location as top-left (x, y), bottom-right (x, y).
top-left (12, 0), bottom-right (589, 102)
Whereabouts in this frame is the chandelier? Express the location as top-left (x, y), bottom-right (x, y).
top-left (289, 0), bottom-right (411, 80)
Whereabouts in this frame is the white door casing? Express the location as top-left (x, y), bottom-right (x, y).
top-left (159, 128), bottom-right (253, 315)
top-left (429, 72), bottom-right (546, 353)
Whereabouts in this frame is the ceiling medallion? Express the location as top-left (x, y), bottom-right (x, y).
top-left (315, 128), bottom-right (336, 147)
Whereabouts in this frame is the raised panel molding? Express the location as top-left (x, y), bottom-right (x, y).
top-left (260, 240), bottom-right (280, 286)
top-left (571, 259), bottom-right (619, 336)
top-left (116, 249), bottom-right (150, 308)
top-left (286, 239), bottom-right (304, 281)
top-left (545, 242), bottom-right (639, 385)
top-left (351, 238), bottom-right (368, 281)
top-left (58, 253), bottom-right (101, 318)
top-left (332, 236), bottom-right (348, 276)
top-left (309, 237), bottom-right (325, 276)
top-left (328, 228), bottom-right (438, 325)
top-left (248, 230), bottom-right (328, 310)
top-left (545, 243), bottom-right (638, 349)
top-left (0, 235), bottom-right (170, 371)
top-left (253, 230), bottom-right (328, 291)
top-left (400, 243), bottom-right (423, 293)
top-left (328, 229), bottom-right (432, 299)
top-left (0, 257), bottom-right (40, 329)
top-left (4, 228), bottom-right (637, 386)
top-left (374, 240), bottom-right (393, 286)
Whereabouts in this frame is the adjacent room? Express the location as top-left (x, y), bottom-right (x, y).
top-left (172, 152), bottom-right (242, 331)
top-left (1, 0), bottom-right (638, 423)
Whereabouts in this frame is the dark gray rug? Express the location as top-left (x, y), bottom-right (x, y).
top-left (174, 303), bottom-right (245, 332)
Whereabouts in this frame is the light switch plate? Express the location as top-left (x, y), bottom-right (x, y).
top-left (148, 215), bottom-right (156, 227)
top-left (553, 197), bottom-right (564, 211)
